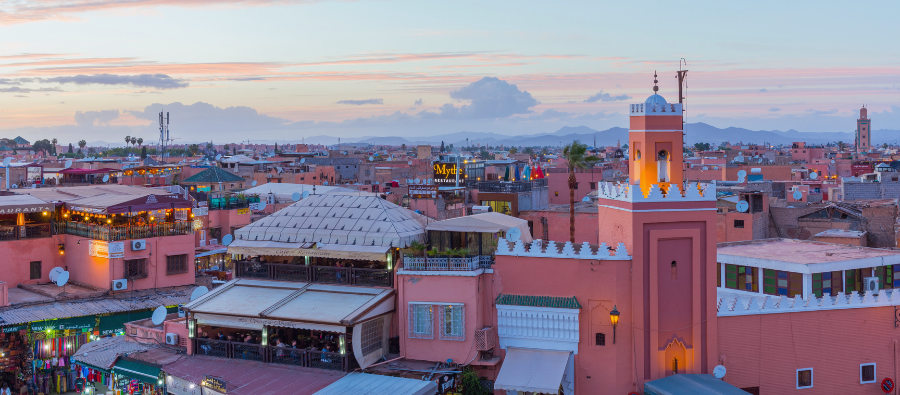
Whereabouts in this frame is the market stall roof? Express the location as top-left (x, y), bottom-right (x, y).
top-left (182, 166), bottom-right (245, 184)
top-left (221, 154), bottom-right (254, 163)
top-left (494, 348), bottom-right (571, 394)
top-left (643, 374), bottom-right (750, 395)
top-left (227, 240), bottom-right (390, 261)
top-left (57, 168), bottom-right (118, 175)
top-left (241, 183), bottom-right (369, 203)
top-left (0, 285), bottom-right (194, 326)
top-left (113, 358), bottom-right (162, 382)
top-left (313, 373), bottom-right (436, 395)
top-left (65, 192), bottom-right (192, 214)
top-left (425, 212), bottom-right (533, 242)
top-left (73, 336), bottom-right (152, 370)
top-left (0, 194), bottom-right (53, 214)
top-left (195, 248), bottom-right (228, 258)
top-left (184, 279), bottom-right (394, 330)
top-left (12, 184), bottom-right (183, 204)
top-left (235, 194), bottom-right (426, 248)
top-left (163, 355), bottom-right (343, 395)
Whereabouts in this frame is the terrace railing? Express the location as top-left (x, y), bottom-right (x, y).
top-left (193, 339), bottom-right (353, 371)
top-left (234, 261), bottom-right (392, 287)
top-left (0, 224), bottom-right (52, 242)
top-left (54, 221), bottom-right (193, 241)
top-left (403, 255), bottom-right (493, 271)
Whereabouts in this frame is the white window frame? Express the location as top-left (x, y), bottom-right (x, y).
top-left (408, 303), bottom-right (434, 339)
top-left (860, 363), bottom-right (876, 384)
top-left (439, 305), bottom-right (465, 341)
top-left (797, 368), bottom-right (813, 389)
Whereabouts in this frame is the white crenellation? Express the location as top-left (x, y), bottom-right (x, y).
top-left (596, 181), bottom-right (716, 203)
top-left (718, 289), bottom-right (900, 316)
top-left (496, 239), bottom-right (631, 261)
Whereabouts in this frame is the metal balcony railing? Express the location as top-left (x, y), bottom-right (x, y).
top-left (403, 255), bottom-right (493, 271)
top-left (0, 224), bottom-right (52, 241)
top-left (54, 221), bottom-right (193, 241)
top-left (234, 261), bottom-right (392, 287)
top-left (194, 339), bottom-right (353, 371)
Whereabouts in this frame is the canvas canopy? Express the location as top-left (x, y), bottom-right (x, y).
top-left (227, 240), bottom-right (390, 261)
top-left (66, 193), bottom-right (192, 214)
top-left (494, 348), bottom-right (572, 394)
top-left (425, 212), bottom-right (533, 242)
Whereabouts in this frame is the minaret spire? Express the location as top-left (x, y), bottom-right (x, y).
top-left (653, 71), bottom-right (659, 93)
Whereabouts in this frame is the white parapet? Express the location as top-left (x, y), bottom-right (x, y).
top-left (496, 239), bottom-right (630, 260)
top-left (718, 290), bottom-right (899, 317)
top-left (596, 181), bottom-right (716, 203)
top-left (630, 102), bottom-right (683, 116)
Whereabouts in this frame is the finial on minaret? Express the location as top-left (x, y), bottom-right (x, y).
top-left (653, 71), bottom-right (659, 93)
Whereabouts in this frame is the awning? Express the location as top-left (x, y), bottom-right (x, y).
top-left (31, 315), bottom-right (96, 332)
top-left (0, 194), bottom-right (53, 215)
top-left (66, 193), bottom-right (192, 215)
top-left (113, 359), bottom-right (161, 383)
top-left (494, 348), bottom-right (571, 394)
top-left (227, 240), bottom-right (390, 261)
top-left (643, 374), bottom-right (751, 395)
top-left (98, 310), bottom-right (154, 336)
top-left (426, 212), bottom-right (533, 243)
top-left (1, 324), bottom-right (27, 333)
top-left (195, 248), bottom-right (228, 258)
top-left (58, 168), bottom-right (117, 175)
top-left (314, 372), bottom-right (436, 395)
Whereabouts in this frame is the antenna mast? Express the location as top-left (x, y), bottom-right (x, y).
top-left (158, 110), bottom-right (170, 159)
top-left (676, 58), bottom-right (688, 105)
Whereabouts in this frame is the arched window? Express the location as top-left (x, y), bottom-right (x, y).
top-left (671, 261), bottom-right (677, 280)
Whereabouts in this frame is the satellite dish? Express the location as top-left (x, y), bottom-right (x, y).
top-left (581, 196), bottom-right (591, 203)
top-left (215, 154), bottom-right (222, 161)
top-left (301, 191), bottom-right (310, 199)
top-left (55, 271), bottom-right (69, 287)
top-left (300, 158), bottom-right (306, 164)
top-left (291, 192), bottom-right (301, 201)
top-left (64, 160), bottom-right (72, 169)
top-left (702, 166), bottom-right (709, 171)
top-left (793, 190), bottom-right (803, 200)
top-left (190, 286), bottom-right (209, 301)
top-left (222, 234), bottom-right (233, 246)
top-left (257, 201), bottom-right (267, 210)
top-left (713, 365), bottom-right (726, 379)
top-left (102, 174), bottom-right (109, 182)
top-left (809, 171), bottom-right (818, 180)
top-left (408, 161), bottom-right (413, 166)
top-left (2, 158), bottom-right (11, 167)
top-left (368, 156), bottom-right (374, 161)
top-left (151, 306), bottom-right (167, 326)
top-left (737, 170), bottom-right (747, 178)
top-left (505, 227), bottom-right (522, 242)
top-left (375, 181), bottom-right (379, 185)
top-left (49, 267), bottom-right (65, 282)
top-left (414, 178), bottom-right (421, 184)
top-left (10, 185), bottom-right (17, 189)
top-left (831, 159), bottom-right (836, 164)
top-left (323, 181), bottom-right (329, 186)
top-left (736, 200), bottom-right (749, 213)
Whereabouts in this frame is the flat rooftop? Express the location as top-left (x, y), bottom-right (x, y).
top-left (717, 239), bottom-right (900, 273)
top-left (718, 239), bottom-right (900, 265)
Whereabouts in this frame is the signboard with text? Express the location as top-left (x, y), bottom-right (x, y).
top-left (408, 184), bottom-right (438, 198)
top-left (236, 208), bottom-right (250, 215)
top-left (192, 207), bottom-right (209, 217)
top-left (433, 162), bottom-right (464, 185)
top-left (202, 376), bottom-right (227, 394)
top-left (88, 240), bottom-right (125, 259)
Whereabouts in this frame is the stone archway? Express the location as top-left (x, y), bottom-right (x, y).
top-left (663, 339), bottom-right (687, 377)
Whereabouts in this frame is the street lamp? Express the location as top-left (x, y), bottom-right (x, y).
top-left (609, 305), bottom-right (620, 344)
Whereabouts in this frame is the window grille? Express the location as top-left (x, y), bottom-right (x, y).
top-left (595, 333), bottom-right (605, 346)
top-left (439, 305), bottom-right (465, 341)
top-left (408, 304), bottom-right (433, 339)
top-left (734, 220), bottom-right (745, 228)
top-left (124, 258), bottom-right (148, 279)
top-left (861, 364), bottom-right (876, 384)
top-left (361, 317), bottom-right (384, 355)
top-left (167, 254), bottom-right (188, 275)
top-left (30, 261), bottom-right (42, 280)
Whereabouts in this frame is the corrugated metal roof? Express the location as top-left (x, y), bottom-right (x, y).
top-left (495, 294), bottom-right (581, 309)
top-left (73, 336), bottom-right (152, 370)
top-left (182, 167), bottom-right (244, 183)
top-left (314, 372), bottom-right (436, 395)
top-left (0, 287), bottom-right (193, 326)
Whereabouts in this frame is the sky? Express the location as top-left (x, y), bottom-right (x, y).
top-left (1, 0), bottom-right (899, 145)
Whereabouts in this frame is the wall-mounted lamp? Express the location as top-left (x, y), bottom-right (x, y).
top-left (58, 244), bottom-right (65, 255)
top-left (609, 305), bottom-right (620, 344)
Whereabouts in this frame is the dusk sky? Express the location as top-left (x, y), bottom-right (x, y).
top-left (1, 0), bottom-right (899, 145)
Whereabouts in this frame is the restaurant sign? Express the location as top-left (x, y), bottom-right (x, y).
top-left (433, 162), bottom-right (464, 184)
top-left (192, 207), bottom-right (209, 216)
top-left (167, 375), bottom-right (201, 395)
top-left (236, 208), bottom-right (250, 215)
top-left (0, 204), bottom-right (53, 215)
top-left (202, 376), bottom-right (227, 394)
top-left (227, 245), bottom-right (387, 261)
top-left (89, 240), bottom-right (125, 259)
top-left (408, 184), bottom-right (438, 199)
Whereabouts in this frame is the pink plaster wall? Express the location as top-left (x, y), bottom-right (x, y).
top-left (718, 308), bottom-right (898, 394)
top-left (518, 210), bottom-right (598, 244)
top-left (0, 235), bottom-right (64, 286)
top-left (717, 212), bottom-right (754, 243)
top-left (62, 234), bottom-right (195, 291)
top-left (548, 172), bottom-right (604, 205)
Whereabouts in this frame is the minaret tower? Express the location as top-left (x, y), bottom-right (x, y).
top-left (857, 105), bottom-right (871, 153)
top-left (596, 72), bottom-right (718, 383)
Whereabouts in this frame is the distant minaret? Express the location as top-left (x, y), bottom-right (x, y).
top-left (857, 105), bottom-right (871, 152)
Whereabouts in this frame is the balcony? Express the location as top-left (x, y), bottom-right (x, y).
top-left (402, 255), bottom-right (493, 271)
top-left (194, 338), bottom-right (353, 372)
top-left (208, 195), bottom-right (260, 211)
top-left (54, 221), bottom-right (193, 241)
top-left (234, 261), bottom-right (393, 287)
top-left (0, 223), bottom-right (52, 241)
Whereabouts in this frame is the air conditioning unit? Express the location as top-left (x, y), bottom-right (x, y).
top-left (165, 333), bottom-right (179, 345)
top-left (864, 276), bottom-right (880, 293)
top-left (111, 279), bottom-right (128, 291)
top-left (131, 240), bottom-right (146, 251)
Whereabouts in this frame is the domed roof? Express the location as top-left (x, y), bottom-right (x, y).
top-left (644, 94), bottom-right (667, 105)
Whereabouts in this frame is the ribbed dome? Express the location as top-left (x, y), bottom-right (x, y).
top-left (644, 94), bottom-right (667, 105)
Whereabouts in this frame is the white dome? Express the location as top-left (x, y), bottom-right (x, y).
top-left (644, 94), bottom-right (667, 105)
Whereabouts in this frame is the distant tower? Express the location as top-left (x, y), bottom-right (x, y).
top-left (857, 105), bottom-right (871, 152)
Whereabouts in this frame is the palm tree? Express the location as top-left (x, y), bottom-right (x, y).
top-left (130, 137), bottom-right (137, 147)
top-left (837, 141), bottom-right (845, 152)
top-left (562, 140), bottom-right (600, 243)
top-left (125, 135), bottom-right (131, 149)
top-left (137, 137), bottom-right (143, 148)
